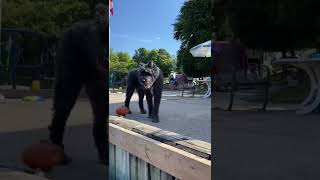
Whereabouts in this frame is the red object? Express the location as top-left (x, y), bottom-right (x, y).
top-left (116, 106), bottom-right (129, 116)
top-left (22, 143), bottom-right (64, 170)
top-left (110, 0), bottom-right (114, 16)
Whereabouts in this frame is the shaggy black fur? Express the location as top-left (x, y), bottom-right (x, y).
top-left (124, 61), bottom-right (163, 123)
top-left (48, 4), bottom-right (109, 164)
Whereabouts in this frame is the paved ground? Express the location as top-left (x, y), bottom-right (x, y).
top-left (0, 99), bottom-right (107, 180)
top-left (213, 92), bottom-right (320, 180)
top-left (109, 91), bottom-right (211, 142)
top-left (0, 90), bottom-right (211, 179)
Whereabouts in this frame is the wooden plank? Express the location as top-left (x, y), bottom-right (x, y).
top-left (115, 146), bottom-right (130, 180)
top-left (109, 123), bottom-right (211, 180)
top-left (175, 140), bottom-right (211, 160)
top-left (109, 144), bottom-right (116, 180)
top-left (137, 158), bottom-right (148, 180)
top-left (129, 152), bottom-right (175, 180)
top-left (160, 171), bottom-right (174, 180)
top-left (150, 164), bottom-right (161, 180)
top-left (109, 115), bottom-right (211, 159)
top-left (152, 131), bottom-right (211, 158)
top-left (110, 115), bottom-right (211, 148)
top-left (129, 154), bottom-right (148, 180)
top-left (129, 155), bottom-right (138, 180)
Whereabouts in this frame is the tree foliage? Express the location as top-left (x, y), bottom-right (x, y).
top-left (110, 48), bottom-right (175, 82)
top-left (110, 49), bottom-right (136, 81)
top-left (132, 48), bottom-right (175, 77)
top-left (1, 0), bottom-right (91, 38)
top-left (213, 0), bottom-right (320, 51)
top-left (173, 0), bottom-right (213, 77)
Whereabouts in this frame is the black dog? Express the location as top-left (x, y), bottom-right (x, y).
top-left (48, 3), bottom-right (109, 165)
top-left (124, 61), bottom-right (163, 123)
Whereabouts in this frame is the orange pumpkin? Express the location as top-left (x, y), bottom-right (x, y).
top-left (116, 106), bottom-right (129, 116)
top-left (22, 143), bottom-right (64, 170)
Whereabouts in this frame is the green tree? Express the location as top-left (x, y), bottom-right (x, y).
top-left (213, 0), bottom-right (320, 52)
top-left (173, 0), bottom-right (213, 77)
top-left (1, 0), bottom-right (92, 67)
top-left (117, 52), bottom-right (131, 62)
top-left (2, 0), bottom-right (91, 38)
top-left (156, 48), bottom-right (176, 77)
top-left (132, 48), bottom-right (175, 77)
top-left (110, 49), bottom-right (137, 82)
top-left (132, 48), bottom-right (149, 64)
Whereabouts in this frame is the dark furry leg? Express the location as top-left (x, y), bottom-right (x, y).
top-left (85, 78), bottom-right (108, 165)
top-left (49, 77), bottom-right (82, 147)
top-left (146, 90), bottom-right (153, 118)
top-left (124, 85), bottom-right (135, 114)
top-left (152, 87), bottom-right (162, 123)
top-left (137, 88), bottom-right (146, 114)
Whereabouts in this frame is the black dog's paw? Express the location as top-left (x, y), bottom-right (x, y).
top-left (140, 109), bottom-right (147, 114)
top-left (151, 116), bottom-right (159, 123)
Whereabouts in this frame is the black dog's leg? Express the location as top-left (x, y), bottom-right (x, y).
top-left (85, 78), bottom-right (108, 165)
top-left (146, 90), bottom-right (153, 118)
top-left (124, 85), bottom-right (135, 114)
top-left (49, 76), bottom-right (82, 147)
top-left (137, 88), bottom-right (146, 114)
top-left (152, 87), bottom-right (162, 123)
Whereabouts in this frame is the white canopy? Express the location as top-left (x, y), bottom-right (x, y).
top-left (190, 40), bottom-right (211, 58)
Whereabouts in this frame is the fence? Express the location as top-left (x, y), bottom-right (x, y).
top-left (109, 115), bottom-right (211, 180)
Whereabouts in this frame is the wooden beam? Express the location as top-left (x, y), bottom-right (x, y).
top-left (109, 115), bottom-right (211, 160)
top-left (109, 123), bottom-right (211, 180)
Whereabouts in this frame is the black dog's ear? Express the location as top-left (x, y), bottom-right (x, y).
top-left (139, 62), bottom-right (145, 70)
top-left (147, 61), bottom-right (155, 68)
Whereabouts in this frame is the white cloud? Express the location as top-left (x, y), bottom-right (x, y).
top-left (155, 37), bottom-right (161, 40)
top-left (112, 32), bottom-right (153, 43)
top-left (112, 33), bottom-right (129, 38)
top-left (136, 38), bottom-right (153, 43)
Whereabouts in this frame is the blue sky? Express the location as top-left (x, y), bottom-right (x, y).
top-left (110, 0), bottom-right (185, 57)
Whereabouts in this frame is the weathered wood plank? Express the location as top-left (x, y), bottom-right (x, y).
top-left (115, 146), bottom-right (130, 180)
top-left (137, 158), bottom-right (148, 180)
top-left (109, 144), bottom-right (116, 180)
top-left (149, 164), bottom-right (161, 180)
top-left (109, 115), bottom-right (211, 159)
top-left (129, 154), bottom-right (148, 180)
top-left (160, 171), bottom-right (174, 180)
top-left (112, 146), bottom-right (176, 180)
top-left (129, 155), bottom-right (138, 180)
top-left (109, 123), bottom-right (211, 180)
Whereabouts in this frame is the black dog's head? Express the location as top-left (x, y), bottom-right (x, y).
top-left (139, 61), bottom-right (160, 89)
